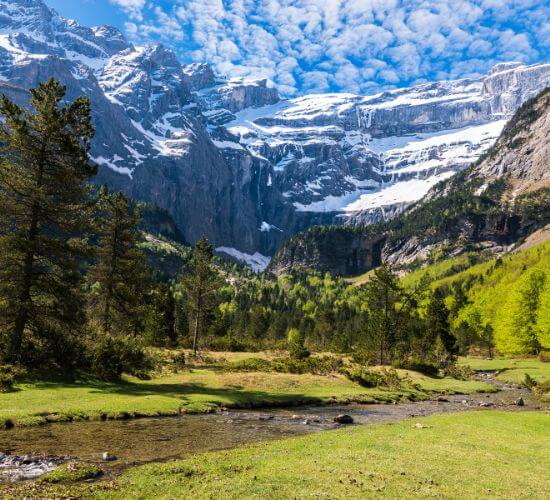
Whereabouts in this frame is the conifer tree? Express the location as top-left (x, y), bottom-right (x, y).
top-left (363, 265), bottom-right (401, 364)
top-left (0, 79), bottom-right (95, 365)
top-left (88, 189), bottom-right (148, 336)
top-left (425, 287), bottom-right (457, 363)
top-left (180, 238), bottom-right (223, 354)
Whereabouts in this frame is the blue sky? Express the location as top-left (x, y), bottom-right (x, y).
top-left (49, 0), bottom-right (549, 96)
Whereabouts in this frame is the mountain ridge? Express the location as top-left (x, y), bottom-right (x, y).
top-left (269, 88), bottom-right (550, 276)
top-left (1, 0), bottom-right (549, 270)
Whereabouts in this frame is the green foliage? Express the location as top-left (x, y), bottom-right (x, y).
top-left (392, 358), bottom-right (439, 376)
top-left (443, 363), bottom-right (473, 381)
top-left (407, 240), bottom-right (550, 356)
top-left (344, 367), bottom-right (409, 390)
top-left (86, 334), bottom-right (152, 382)
top-left (522, 373), bottom-right (538, 390)
top-left (0, 364), bottom-right (18, 393)
top-left (224, 355), bottom-right (343, 376)
top-left (287, 328), bottom-right (310, 359)
top-left (39, 463), bottom-right (102, 483)
top-left (180, 237), bottom-right (224, 354)
top-left (0, 79), bottom-right (95, 368)
top-left (88, 189), bottom-right (149, 336)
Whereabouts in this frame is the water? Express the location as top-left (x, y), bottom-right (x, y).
top-left (0, 380), bottom-right (535, 482)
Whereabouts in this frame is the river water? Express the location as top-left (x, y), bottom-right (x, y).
top-left (0, 378), bottom-right (537, 482)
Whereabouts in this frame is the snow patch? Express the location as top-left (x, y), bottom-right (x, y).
top-left (215, 247), bottom-right (271, 273)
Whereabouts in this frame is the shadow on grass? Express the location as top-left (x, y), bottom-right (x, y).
top-left (25, 378), bottom-right (326, 408)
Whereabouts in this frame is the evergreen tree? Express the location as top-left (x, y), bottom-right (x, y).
top-left (0, 79), bottom-right (95, 365)
top-left (88, 189), bottom-right (149, 336)
top-left (144, 282), bottom-right (177, 346)
top-left (425, 287), bottom-right (457, 363)
top-left (180, 238), bottom-right (223, 354)
top-left (363, 265), bottom-right (401, 364)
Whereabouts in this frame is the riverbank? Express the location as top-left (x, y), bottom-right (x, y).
top-left (3, 411), bottom-right (549, 498)
top-left (0, 363), bottom-right (495, 429)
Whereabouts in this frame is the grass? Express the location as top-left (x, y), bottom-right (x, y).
top-left (459, 357), bottom-right (550, 384)
top-left (0, 354), bottom-right (494, 428)
top-left (3, 411), bottom-right (549, 498)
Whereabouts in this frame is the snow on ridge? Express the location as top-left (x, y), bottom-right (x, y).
top-left (215, 247), bottom-right (271, 273)
top-left (91, 155), bottom-right (134, 179)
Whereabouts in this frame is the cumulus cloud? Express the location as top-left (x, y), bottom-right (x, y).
top-left (112, 0), bottom-right (549, 96)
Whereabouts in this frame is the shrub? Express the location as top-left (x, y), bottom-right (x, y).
top-left (522, 373), bottom-right (538, 390)
top-left (271, 355), bottom-right (343, 375)
top-left (344, 367), bottom-right (406, 390)
top-left (287, 328), bottom-right (310, 360)
top-left (393, 358), bottom-right (439, 376)
top-left (0, 365), bottom-right (17, 393)
top-left (208, 335), bottom-right (254, 352)
top-left (223, 355), bottom-right (343, 376)
top-left (539, 351), bottom-right (550, 363)
top-left (443, 364), bottom-right (473, 381)
top-left (39, 463), bottom-right (102, 483)
top-left (87, 335), bottom-right (153, 382)
top-left (344, 367), bottom-right (384, 388)
top-left (224, 358), bottom-right (273, 372)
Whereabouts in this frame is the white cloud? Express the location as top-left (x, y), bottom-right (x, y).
top-left (112, 0), bottom-right (549, 95)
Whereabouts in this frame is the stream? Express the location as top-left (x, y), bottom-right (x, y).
top-left (0, 375), bottom-right (538, 482)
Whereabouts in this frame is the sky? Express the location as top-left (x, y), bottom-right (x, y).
top-left (48, 0), bottom-right (550, 96)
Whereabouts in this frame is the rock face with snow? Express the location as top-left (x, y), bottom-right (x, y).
top-left (270, 88), bottom-right (550, 276)
top-left (0, 0), bottom-right (549, 272)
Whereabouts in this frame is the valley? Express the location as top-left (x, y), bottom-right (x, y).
top-left (0, 1), bottom-right (549, 498)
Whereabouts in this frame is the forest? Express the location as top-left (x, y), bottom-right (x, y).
top-left (0, 80), bottom-right (548, 387)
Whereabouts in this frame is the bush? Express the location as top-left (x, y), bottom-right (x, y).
top-left (87, 335), bottom-right (153, 382)
top-left (443, 363), bottom-right (473, 381)
top-left (208, 335), bottom-right (254, 352)
top-left (287, 328), bottom-right (310, 360)
top-left (223, 355), bottom-right (343, 376)
top-left (271, 355), bottom-right (343, 375)
top-left (393, 358), bottom-right (439, 376)
top-left (539, 351), bottom-right (550, 363)
top-left (39, 463), bottom-right (102, 483)
top-left (224, 358), bottom-right (273, 372)
top-left (344, 367), bottom-right (407, 390)
top-left (522, 373), bottom-right (538, 390)
top-left (0, 365), bottom-right (18, 393)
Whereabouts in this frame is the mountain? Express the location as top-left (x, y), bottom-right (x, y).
top-left (269, 88), bottom-right (550, 276)
top-left (1, 0), bottom-right (549, 271)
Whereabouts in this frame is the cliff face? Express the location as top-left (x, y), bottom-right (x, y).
top-left (1, 0), bottom-right (549, 271)
top-left (269, 88), bottom-right (550, 276)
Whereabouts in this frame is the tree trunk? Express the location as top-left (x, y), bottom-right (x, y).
top-left (9, 151), bottom-right (45, 362)
top-left (192, 310), bottom-right (200, 355)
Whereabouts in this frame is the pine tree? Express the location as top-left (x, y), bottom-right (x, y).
top-left (180, 238), bottom-right (223, 354)
top-left (0, 79), bottom-right (95, 365)
top-left (88, 189), bottom-right (149, 336)
top-left (363, 265), bottom-right (402, 364)
top-left (425, 287), bottom-right (457, 364)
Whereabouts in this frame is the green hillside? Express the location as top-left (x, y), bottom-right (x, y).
top-left (402, 239), bottom-right (550, 355)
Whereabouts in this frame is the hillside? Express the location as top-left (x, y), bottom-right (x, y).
top-left (270, 88), bottom-right (550, 276)
top-left (402, 238), bottom-right (550, 355)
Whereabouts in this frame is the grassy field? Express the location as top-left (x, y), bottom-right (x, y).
top-left (459, 357), bottom-right (550, 384)
top-left (0, 354), bottom-right (495, 428)
top-left (3, 411), bottom-right (548, 498)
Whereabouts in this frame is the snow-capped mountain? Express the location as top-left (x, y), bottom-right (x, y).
top-left (0, 0), bottom-right (549, 271)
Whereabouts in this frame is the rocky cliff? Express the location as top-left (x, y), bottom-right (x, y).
top-left (269, 88), bottom-right (550, 276)
top-left (1, 0), bottom-right (549, 271)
